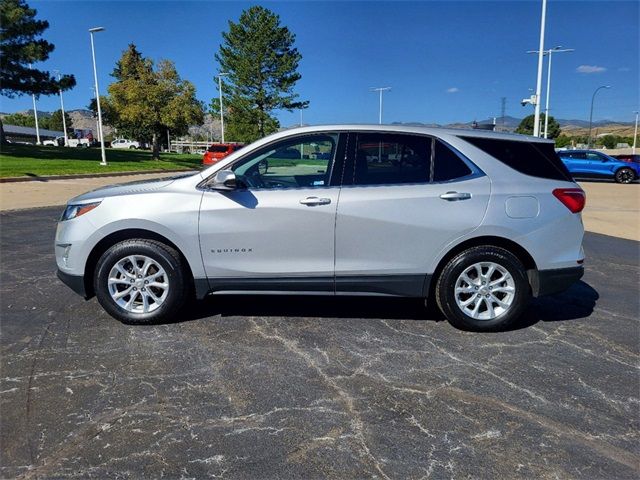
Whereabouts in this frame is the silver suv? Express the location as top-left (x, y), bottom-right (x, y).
top-left (56, 125), bottom-right (585, 331)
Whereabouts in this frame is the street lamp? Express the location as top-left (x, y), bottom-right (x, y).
top-left (587, 85), bottom-right (611, 148)
top-left (54, 70), bottom-right (69, 146)
top-left (216, 72), bottom-right (228, 143)
top-left (532, 0), bottom-right (548, 137)
top-left (370, 86), bottom-right (391, 124)
top-left (89, 27), bottom-right (107, 166)
top-left (28, 64), bottom-right (41, 145)
top-left (527, 46), bottom-right (574, 138)
top-left (633, 111), bottom-right (639, 154)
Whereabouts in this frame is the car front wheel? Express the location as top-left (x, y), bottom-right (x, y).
top-left (94, 239), bottom-right (190, 324)
top-left (615, 167), bottom-right (635, 184)
top-left (435, 246), bottom-right (531, 331)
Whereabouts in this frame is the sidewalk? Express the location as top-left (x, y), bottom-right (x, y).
top-left (0, 172), bottom-right (194, 211)
top-left (0, 174), bottom-right (638, 241)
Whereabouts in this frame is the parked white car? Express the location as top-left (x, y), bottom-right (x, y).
top-left (42, 136), bottom-right (64, 146)
top-left (111, 139), bottom-right (140, 149)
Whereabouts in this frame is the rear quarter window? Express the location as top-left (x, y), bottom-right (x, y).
top-left (459, 136), bottom-right (572, 181)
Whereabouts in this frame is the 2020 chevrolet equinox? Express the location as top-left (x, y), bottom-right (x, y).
top-left (56, 125), bottom-right (585, 331)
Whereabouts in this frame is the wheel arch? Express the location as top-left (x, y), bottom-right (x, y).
top-left (83, 228), bottom-right (196, 299)
top-left (427, 235), bottom-right (538, 300)
top-left (614, 165), bottom-right (638, 180)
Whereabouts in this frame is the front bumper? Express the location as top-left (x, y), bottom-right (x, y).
top-left (531, 266), bottom-right (584, 297)
top-left (57, 269), bottom-right (88, 298)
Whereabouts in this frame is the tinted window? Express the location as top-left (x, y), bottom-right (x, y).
top-left (460, 136), bottom-right (572, 181)
top-left (586, 152), bottom-right (606, 161)
top-left (562, 151), bottom-right (587, 160)
top-left (352, 133), bottom-right (431, 185)
top-left (208, 145), bottom-right (229, 153)
top-left (231, 134), bottom-right (337, 189)
top-left (433, 140), bottom-right (473, 182)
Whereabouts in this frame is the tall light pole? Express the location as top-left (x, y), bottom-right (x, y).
top-left (90, 86), bottom-right (100, 143)
top-left (587, 85), bottom-right (611, 148)
top-left (89, 27), bottom-right (107, 166)
top-left (28, 64), bottom-right (41, 145)
top-left (533, 0), bottom-right (548, 137)
top-left (216, 72), bottom-right (228, 143)
top-left (370, 87), bottom-right (391, 124)
top-left (632, 111), bottom-right (639, 154)
top-left (54, 70), bottom-right (69, 146)
top-left (527, 46), bottom-right (574, 138)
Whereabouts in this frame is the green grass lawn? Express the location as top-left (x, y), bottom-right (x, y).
top-left (0, 144), bottom-right (203, 178)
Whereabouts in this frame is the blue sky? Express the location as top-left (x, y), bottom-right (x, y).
top-left (2, 0), bottom-right (638, 126)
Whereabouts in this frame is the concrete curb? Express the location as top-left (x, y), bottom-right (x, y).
top-left (0, 169), bottom-right (197, 183)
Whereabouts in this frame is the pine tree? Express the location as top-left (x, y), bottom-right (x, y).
top-left (215, 6), bottom-right (308, 142)
top-left (0, 0), bottom-right (76, 141)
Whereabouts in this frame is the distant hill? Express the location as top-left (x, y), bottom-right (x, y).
top-left (391, 116), bottom-right (635, 137)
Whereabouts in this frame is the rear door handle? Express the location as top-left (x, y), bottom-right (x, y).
top-left (439, 191), bottom-right (471, 201)
top-left (300, 196), bottom-right (332, 206)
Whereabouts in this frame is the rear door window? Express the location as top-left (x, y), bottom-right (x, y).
top-left (433, 140), bottom-right (473, 182)
top-left (349, 133), bottom-right (431, 186)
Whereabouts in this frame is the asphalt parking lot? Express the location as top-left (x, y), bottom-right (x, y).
top-left (1, 207), bottom-right (639, 479)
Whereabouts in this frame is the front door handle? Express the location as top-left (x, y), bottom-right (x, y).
top-left (300, 196), bottom-right (332, 206)
top-left (439, 191), bottom-right (472, 201)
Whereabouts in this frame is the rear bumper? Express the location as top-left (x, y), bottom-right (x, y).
top-left (531, 266), bottom-right (584, 297)
top-left (57, 269), bottom-right (87, 298)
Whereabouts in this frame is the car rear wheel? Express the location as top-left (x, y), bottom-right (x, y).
top-left (615, 167), bottom-right (635, 184)
top-left (435, 246), bottom-right (531, 331)
top-left (94, 239), bottom-right (189, 324)
top-left (129, 145), bottom-right (137, 149)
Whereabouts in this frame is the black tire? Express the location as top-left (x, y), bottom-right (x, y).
top-left (614, 167), bottom-right (635, 184)
top-left (129, 145), bottom-right (137, 149)
top-left (435, 246), bottom-right (531, 332)
top-left (94, 239), bottom-right (190, 324)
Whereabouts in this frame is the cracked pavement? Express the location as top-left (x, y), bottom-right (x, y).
top-left (1, 207), bottom-right (639, 479)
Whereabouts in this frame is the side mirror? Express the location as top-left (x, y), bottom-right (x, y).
top-left (210, 170), bottom-right (237, 191)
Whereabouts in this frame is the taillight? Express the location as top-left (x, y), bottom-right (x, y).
top-left (553, 188), bottom-right (586, 213)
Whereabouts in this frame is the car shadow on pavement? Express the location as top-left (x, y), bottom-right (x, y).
top-left (511, 280), bottom-right (599, 330)
top-left (178, 280), bottom-right (599, 331)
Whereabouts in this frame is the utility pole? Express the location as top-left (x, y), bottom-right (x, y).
top-left (533, 0), bottom-right (548, 137)
top-left (54, 70), bottom-right (69, 146)
top-left (500, 97), bottom-right (506, 128)
top-left (370, 87), bottom-right (391, 124)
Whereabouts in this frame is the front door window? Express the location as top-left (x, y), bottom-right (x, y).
top-left (231, 134), bottom-right (338, 189)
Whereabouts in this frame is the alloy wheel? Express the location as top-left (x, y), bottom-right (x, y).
top-left (454, 262), bottom-right (516, 320)
top-left (107, 255), bottom-right (169, 313)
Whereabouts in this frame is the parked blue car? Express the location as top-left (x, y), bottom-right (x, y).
top-left (557, 150), bottom-right (640, 184)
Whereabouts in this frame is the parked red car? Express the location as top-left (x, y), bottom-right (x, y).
top-left (202, 143), bottom-right (244, 165)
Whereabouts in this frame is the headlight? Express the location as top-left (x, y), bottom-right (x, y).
top-left (60, 202), bottom-right (101, 221)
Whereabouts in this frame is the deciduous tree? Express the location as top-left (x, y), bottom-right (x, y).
top-left (49, 109), bottom-right (73, 134)
top-left (515, 114), bottom-right (561, 139)
top-left (214, 6), bottom-right (308, 142)
top-left (107, 44), bottom-right (204, 159)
